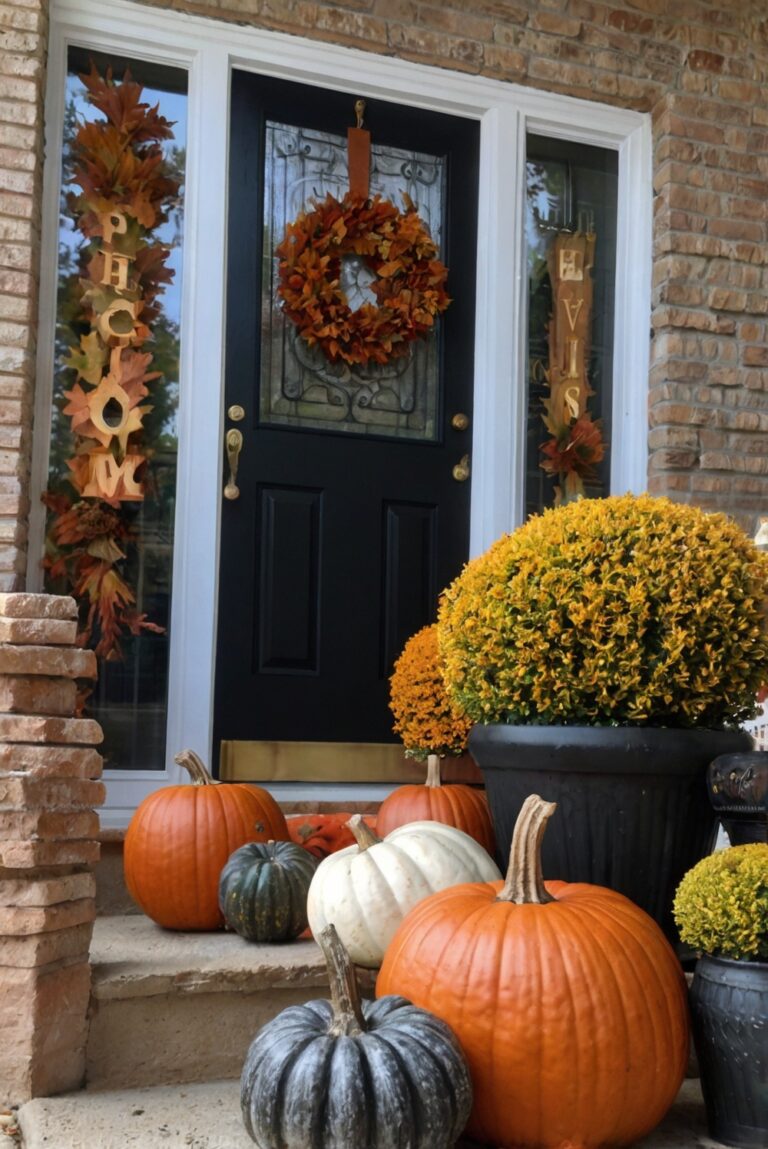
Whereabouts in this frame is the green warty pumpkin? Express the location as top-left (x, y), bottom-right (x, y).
top-left (219, 839), bottom-right (317, 943)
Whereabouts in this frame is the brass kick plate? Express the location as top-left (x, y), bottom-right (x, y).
top-left (219, 741), bottom-right (482, 784)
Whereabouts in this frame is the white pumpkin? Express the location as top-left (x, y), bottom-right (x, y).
top-left (306, 816), bottom-right (501, 968)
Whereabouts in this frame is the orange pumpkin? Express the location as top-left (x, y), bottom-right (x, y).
top-left (377, 795), bottom-right (689, 1149)
top-left (376, 754), bottom-right (495, 855)
top-left (286, 812), bottom-right (378, 859)
top-left (124, 749), bottom-right (289, 930)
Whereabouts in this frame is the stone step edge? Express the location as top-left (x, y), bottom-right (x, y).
top-left (89, 920), bottom-right (378, 1003)
top-left (91, 948), bottom-right (332, 1001)
top-left (92, 959), bottom-right (378, 1001)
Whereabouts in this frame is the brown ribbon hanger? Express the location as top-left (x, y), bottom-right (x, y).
top-left (347, 98), bottom-right (370, 199)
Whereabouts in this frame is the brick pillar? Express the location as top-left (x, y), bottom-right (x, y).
top-left (0, 592), bottom-right (105, 1101)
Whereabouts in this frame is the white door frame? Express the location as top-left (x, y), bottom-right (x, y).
top-left (29, 0), bottom-right (652, 825)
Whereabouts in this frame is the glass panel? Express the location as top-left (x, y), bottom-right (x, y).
top-left (44, 49), bottom-right (187, 770)
top-left (525, 135), bottom-right (618, 516)
top-left (260, 121), bottom-right (445, 441)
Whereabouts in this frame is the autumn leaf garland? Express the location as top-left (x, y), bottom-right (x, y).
top-left (43, 64), bottom-right (179, 661)
top-left (538, 230), bottom-right (606, 504)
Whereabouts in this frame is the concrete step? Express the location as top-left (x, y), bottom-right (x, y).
top-left (16, 1079), bottom-right (726, 1149)
top-left (86, 915), bottom-right (375, 1091)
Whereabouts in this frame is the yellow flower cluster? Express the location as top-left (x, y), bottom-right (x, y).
top-left (438, 493), bottom-right (768, 728)
top-left (673, 844), bottom-right (768, 961)
top-left (389, 624), bottom-right (473, 760)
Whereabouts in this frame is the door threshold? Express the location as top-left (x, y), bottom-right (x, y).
top-left (219, 740), bottom-right (482, 784)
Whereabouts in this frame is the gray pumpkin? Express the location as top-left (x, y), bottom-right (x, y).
top-left (241, 924), bottom-right (472, 1148)
top-left (219, 839), bottom-right (317, 942)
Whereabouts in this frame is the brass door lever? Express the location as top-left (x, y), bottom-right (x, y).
top-left (452, 454), bottom-right (470, 482)
top-left (224, 428), bottom-right (243, 500)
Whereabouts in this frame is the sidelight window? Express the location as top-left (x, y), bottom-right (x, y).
top-left (525, 134), bottom-right (618, 517)
top-left (42, 49), bottom-right (187, 771)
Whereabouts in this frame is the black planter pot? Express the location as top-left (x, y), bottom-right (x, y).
top-left (690, 955), bottom-right (768, 1149)
top-left (708, 753), bottom-right (768, 845)
top-left (469, 724), bottom-right (753, 941)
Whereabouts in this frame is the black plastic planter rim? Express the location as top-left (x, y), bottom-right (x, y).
top-left (469, 724), bottom-right (754, 776)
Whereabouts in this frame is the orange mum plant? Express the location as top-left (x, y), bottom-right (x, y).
top-left (389, 624), bottom-right (473, 761)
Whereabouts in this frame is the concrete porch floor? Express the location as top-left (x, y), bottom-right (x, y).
top-left (16, 1079), bottom-right (728, 1149)
top-left (9, 914), bottom-right (733, 1149)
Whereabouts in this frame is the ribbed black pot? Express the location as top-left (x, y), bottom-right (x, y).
top-left (690, 956), bottom-right (768, 1149)
top-left (708, 753), bottom-right (768, 845)
top-left (469, 724), bottom-right (752, 941)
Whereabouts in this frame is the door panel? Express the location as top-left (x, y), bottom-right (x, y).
top-left (256, 485), bottom-right (322, 673)
top-left (381, 501), bottom-right (439, 673)
top-left (214, 70), bottom-right (479, 767)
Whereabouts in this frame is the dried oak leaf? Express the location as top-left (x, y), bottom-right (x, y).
top-left (540, 413), bottom-right (606, 480)
top-left (62, 331), bottom-right (109, 386)
top-left (79, 63), bottom-right (175, 142)
top-left (112, 348), bottom-right (159, 395)
top-left (124, 611), bottom-right (165, 636)
top-left (87, 535), bottom-right (126, 563)
top-left (65, 452), bottom-right (94, 497)
top-left (62, 383), bottom-right (101, 439)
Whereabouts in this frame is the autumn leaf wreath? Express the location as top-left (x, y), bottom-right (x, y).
top-left (275, 192), bottom-right (450, 368)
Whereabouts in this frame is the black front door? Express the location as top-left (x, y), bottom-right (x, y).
top-left (214, 71), bottom-right (479, 769)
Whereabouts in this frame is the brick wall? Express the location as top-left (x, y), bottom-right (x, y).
top-left (0, 0), bottom-right (47, 591)
top-left (5, 0), bottom-right (768, 575)
top-left (650, 59), bottom-right (768, 529)
top-left (134, 0), bottom-right (768, 530)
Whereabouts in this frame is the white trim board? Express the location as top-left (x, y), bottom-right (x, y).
top-left (31, 0), bottom-right (652, 823)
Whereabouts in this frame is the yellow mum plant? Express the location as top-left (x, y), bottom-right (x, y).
top-left (438, 493), bottom-right (768, 729)
top-left (673, 844), bottom-right (768, 961)
top-left (389, 624), bottom-right (473, 760)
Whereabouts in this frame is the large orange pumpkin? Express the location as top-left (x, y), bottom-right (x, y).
top-left (124, 749), bottom-right (289, 930)
top-left (377, 795), bottom-right (690, 1149)
top-left (376, 754), bottom-right (495, 854)
top-left (286, 812), bottom-right (378, 859)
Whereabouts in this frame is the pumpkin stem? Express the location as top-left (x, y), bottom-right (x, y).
top-left (425, 753), bottom-right (442, 788)
top-left (319, 924), bottom-right (366, 1037)
top-left (346, 814), bottom-right (382, 851)
top-left (496, 794), bottom-right (557, 905)
top-left (174, 749), bottom-right (218, 786)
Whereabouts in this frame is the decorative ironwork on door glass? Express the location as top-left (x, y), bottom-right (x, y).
top-left (261, 121), bottom-right (445, 440)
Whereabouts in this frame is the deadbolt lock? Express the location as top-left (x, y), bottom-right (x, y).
top-left (451, 412), bottom-right (470, 432)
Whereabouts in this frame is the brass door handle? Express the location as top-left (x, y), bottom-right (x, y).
top-left (224, 428), bottom-right (243, 500)
top-left (452, 454), bottom-right (470, 482)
